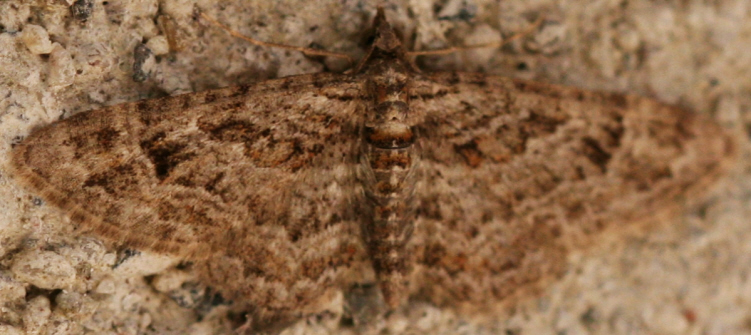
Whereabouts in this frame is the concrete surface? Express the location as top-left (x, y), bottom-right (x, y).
top-left (0, 0), bottom-right (750, 334)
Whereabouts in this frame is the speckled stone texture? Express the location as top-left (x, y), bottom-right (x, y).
top-left (0, 1), bottom-right (749, 334)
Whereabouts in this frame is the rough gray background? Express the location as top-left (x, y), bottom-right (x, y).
top-left (0, 0), bottom-right (749, 334)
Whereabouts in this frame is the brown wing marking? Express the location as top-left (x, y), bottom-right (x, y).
top-left (10, 72), bottom-right (372, 316)
top-left (407, 72), bottom-right (736, 310)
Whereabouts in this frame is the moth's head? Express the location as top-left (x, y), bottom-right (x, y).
top-left (370, 7), bottom-right (403, 53)
top-left (352, 6), bottom-right (414, 74)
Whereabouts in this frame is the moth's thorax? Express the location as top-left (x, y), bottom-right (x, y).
top-left (361, 61), bottom-right (418, 212)
top-left (358, 58), bottom-right (419, 307)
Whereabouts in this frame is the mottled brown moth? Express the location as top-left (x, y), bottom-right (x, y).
top-left (10, 6), bottom-right (736, 331)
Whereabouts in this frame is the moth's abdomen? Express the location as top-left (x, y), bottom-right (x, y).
top-left (361, 105), bottom-right (418, 213)
top-left (359, 69), bottom-right (420, 308)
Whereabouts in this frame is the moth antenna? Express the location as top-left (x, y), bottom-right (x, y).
top-left (197, 9), bottom-right (354, 65)
top-left (406, 15), bottom-right (545, 57)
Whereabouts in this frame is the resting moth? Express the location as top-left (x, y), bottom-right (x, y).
top-left (10, 6), bottom-right (736, 330)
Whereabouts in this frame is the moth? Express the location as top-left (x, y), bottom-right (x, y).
top-left (10, 6), bottom-right (735, 329)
